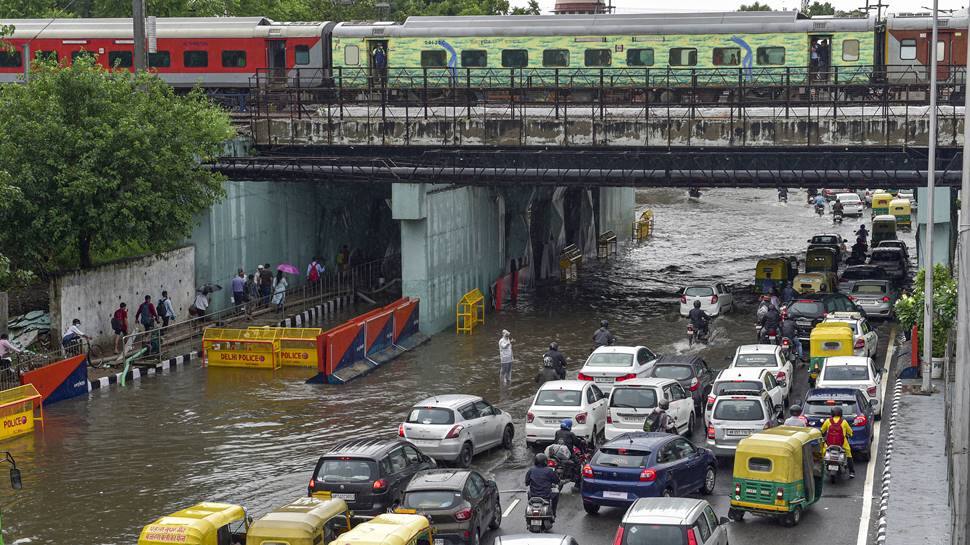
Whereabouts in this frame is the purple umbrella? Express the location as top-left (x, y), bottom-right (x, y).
top-left (276, 263), bottom-right (299, 274)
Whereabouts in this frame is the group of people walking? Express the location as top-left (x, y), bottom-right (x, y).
top-left (107, 292), bottom-right (177, 354)
top-left (231, 264), bottom-right (289, 318)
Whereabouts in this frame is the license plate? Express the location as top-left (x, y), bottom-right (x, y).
top-left (435, 540), bottom-right (444, 545)
top-left (828, 464), bottom-right (840, 472)
top-left (332, 493), bottom-right (356, 501)
top-left (409, 439), bottom-right (436, 446)
top-left (530, 522), bottom-right (542, 529)
top-left (603, 491), bottom-right (628, 500)
top-left (622, 415), bottom-right (647, 422)
top-left (595, 377), bottom-right (614, 383)
top-left (726, 429), bottom-right (752, 436)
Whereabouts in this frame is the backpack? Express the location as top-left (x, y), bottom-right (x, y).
top-left (308, 263), bottom-right (320, 283)
top-left (110, 315), bottom-right (121, 331)
top-left (643, 411), bottom-right (663, 433)
top-left (157, 298), bottom-right (168, 318)
top-left (825, 418), bottom-right (846, 446)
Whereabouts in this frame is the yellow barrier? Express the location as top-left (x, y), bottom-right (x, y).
top-left (249, 327), bottom-right (321, 368)
top-left (633, 209), bottom-right (654, 241)
top-left (202, 328), bottom-right (282, 370)
top-left (559, 244), bottom-right (582, 282)
top-left (0, 384), bottom-right (42, 441)
top-left (456, 288), bottom-right (485, 334)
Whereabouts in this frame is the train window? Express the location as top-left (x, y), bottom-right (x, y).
top-left (344, 45), bottom-right (359, 65)
top-left (221, 50), bottom-right (247, 68)
top-left (899, 39), bottom-right (917, 60)
top-left (71, 51), bottom-right (95, 64)
top-left (295, 45), bottom-right (311, 65)
top-left (0, 51), bottom-right (22, 68)
top-left (584, 49), bottom-right (612, 67)
top-left (461, 50), bottom-right (487, 67)
top-left (542, 49), bottom-right (569, 67)
top-left (148, 51), bottom-right (171, 68)
top-left (502, 49), bottom-right (529, 68)
top-left (668, 48), bottom-right (697, 66)
top-left (841, 39), bottom-right (859, 62)
top-left (627, 48), bottom-right (654, 66)
top-left (713, 47), bottom-right (740, 66)
top-left (756, 46), bottom-right (785, 65)
top-left (184, 50), bottom-right (209, 68)
top-left (35, 50), bottom-right (58, 62)
top-left (108, 51), bottom-right (132, 68)
top-left (420, 50), bottom-right (447, 68)
top-left (937, 41), bottom-right (946, 61)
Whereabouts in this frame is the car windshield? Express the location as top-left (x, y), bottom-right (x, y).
top-left (805, 399), bottom-right (859, 417)
top-left (621, 524), bottom-right (686, 545)
top-left (592, 447), bottom-right (651, 468)
top-left (714, 380), bottom-right (763, 395)
top-left (534, 389), bottom-right (582, 406)
top-left (789, 301), bottom-right (824, 316)
top-left (812, 236), bottom-right (838, 244)
top-left (871, 252), bottom-right (901, 262)
top-left (316, 458), bottom-right (376, 482)
top-left (733, 354), bottom-right (776, 368)
top-left (610, 387), bottom-right (658, 409)
top-left (402, 490), bottom-right (461, 510)
top-left (684, 286), bottom-right (714, 296)
top-left (406, 407), bottom-right (455, 425)
top-left (823, 365), bottom-right (870, 381)
top-left (838, 194), bottom-right (861, 202)
top-left (713, 399), bottom-right (765, 421)
top-left (585, 353), bottom-right (635, 367)
top-left (651, 365), bottom-right (692, 381)
top-left (853, 283), bottom-right (887, 295)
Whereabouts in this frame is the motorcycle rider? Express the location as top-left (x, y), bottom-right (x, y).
top-left (535, 357), bottom-right (560, 386)
top-left (554, 419), bottom-right (587, 469)
top-left (784, 404), bottom-right (808, 427)
top-left (821, 406), bottom-right (855, 478)
top-left (688, 300), bottom-right (711, 339)
top-left (643, 399), bottom-right (677, 434)
top-left (777, 187), bottom-right (788, 201)
top-left (525, 453), bottom-right (560, 516)
top-left (814, 193), bottom-right (827, 214)
top-left (856, 224), bottom-right (869, 241)
top-left (592, 320), bottom-right (616, 348)
top-left (759, 304), bottom-right (782, 343)
top-left (832, 198), bottom-right (845, 222)
top-left (779, 311), bottom-right (803, 360)
top-left (544, 342), bottom-right (567, 380)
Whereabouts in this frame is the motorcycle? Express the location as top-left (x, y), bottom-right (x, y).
top-left (545, 444), bottom-right (588, 491)
top-left (778, 189), bottom-right (788, 202)
top-left (525, 495), bottom-right (556, 533)
top-left (780, 337), bottom-right (797, 363)
top-left (686, 323), bottom-right (709, 347)
top-left (815, 203), bottom-right (825, 216)
top-left (833, 211), bottom-right (844, 224)
top-left (824, 445), bottom-right (848, 483)
top-left (757, 326), bottom-right (779, 345)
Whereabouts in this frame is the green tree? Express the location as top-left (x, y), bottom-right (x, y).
top-left (802, 1), bottom-right (834, 16)
top-left (510, 0), bottom-right (540, 14)
top-left (0, 57), bottom-right (234, 272)
top-left (739, 2), bottom-right (771, 10)
top-left (895, 264), bottom-right (958, 358)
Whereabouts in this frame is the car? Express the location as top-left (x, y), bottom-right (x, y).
top-left (785, 293), bottom-right (867, 343)
top-left (864, 189), bottom-right (879, 205)
top-left (578, 345), bottom-right (659, 393)
top-left (605, 378), bottom-right (695, 440)
top-left (727, 344), bottom-right (793, 402)
top-left (804, 387), bottom-right (875, 460)
top-left (526, 380), bottom-right (608, 449)
top-left (816, 356), bottom-right (883, 416)
top-left (493, 536), bottom-right (580, 545)
top-left (580, 433), bottom-right (717, 513)
top-left (807, 233), bottom-right (845, 254)
top-left (822, 311), bottom-right (879, 359)
top-left (679, 283), bottom-right (733, 317)
top-left (308, 437), bottom-right (437, 515)
top-left (869, 247), bottom-right (908, 281)
top-left (400, 395), bottom-right (514, 468)
top-left (707, 367), bottom-right (785, 426)
top-left (822, 188), bottom-right (849, 201)
top-left (849, 280), bottom-right (898, 319)
top-left (706, 392), bottom-right (781, 457)
top-left (835, 193), bottom-right (864, 216)
top-left (615, 498), bottom-right (729, 545)
top-left (876, 239), bottom-right (910, 262)
top-left (399, 469), bottom-right (501, 545)
top-left (838, 265), bottom-right (891, 294)
top-left (646, 354), bottom-right (716, 415)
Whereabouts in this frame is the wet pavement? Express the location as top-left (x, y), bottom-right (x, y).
top-left (1, 188), bottom-right (914, 545)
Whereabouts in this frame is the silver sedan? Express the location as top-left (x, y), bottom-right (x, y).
top-left (849, 280), bottom-right (898, 319)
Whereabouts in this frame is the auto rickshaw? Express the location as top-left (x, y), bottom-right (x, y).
top-left (755, 258), bottom-right (796, 293)
top-left (329, 513), bottom-right (434, 545)
top-left (139, 502), bottom-right (249, 545)
top-left (792, 272), bottom-right (838, 294)
top-left (871, 192), bottom-right (893, 216)
top-left (890, 198), bottom-right (912, 232)
top-left (729, 427), bottom-right (825, 527)
top-left (871, 215), bottom-right (898, 246)
top-left (808, 322), bottom-right (854, 387)
top-left (805, 247), bottom-right (839, 273)
top-left (247, 497), bottom-right (354, 545)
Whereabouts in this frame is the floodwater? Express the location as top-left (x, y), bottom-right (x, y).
top-left (4, 188), bottom-right (880, 544)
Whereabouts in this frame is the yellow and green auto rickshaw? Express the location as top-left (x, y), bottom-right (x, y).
top-left (246, 497), bottom-right (354, 545)
top-left (329, 513), bottom-right (434, 545)
top-left (871, 192), bottom-right (893, 216)
top-left (808, 322), bottom-right (854, 387)
top-left (729, 426), bottom-right (825, 527)
top-left (139, 502), bottom-right (249, 545)
top-left (755, 258), bottom-right (795, 293)
top-left (792, 272), bottom-right (838, 294)
top-left (871, 215), bottom-right (898, 246)
top-left (889, 199), bottom-right (912, 232)
top-left (804, 247), bottom-right (839, 274)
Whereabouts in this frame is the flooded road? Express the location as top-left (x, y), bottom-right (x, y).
top-left (5, 188), bottom-right (895, 544)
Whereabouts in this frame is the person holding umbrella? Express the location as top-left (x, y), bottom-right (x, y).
top-left (272, 268), bottom-right (289, 313)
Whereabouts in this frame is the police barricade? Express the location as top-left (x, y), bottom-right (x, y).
top-left (456, 289), bottom-right (485, 334)
top-left (249, 327), bottom-right (322, 368)
top-left (0, 384), bottom-right (43, 441)
top-left (202, 328), bottom-right (282, 370)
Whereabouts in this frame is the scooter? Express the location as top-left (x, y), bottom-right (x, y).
top-left (687, 323), bottom-right (709, 347)
top-left (525, 495), bottom-right (556, 533)
top-left (546, 445), bottom-right (591, 491)
top-left (825, 445), bottom-right (848, 483)
top-left (757, 325), bottom-right (779, 345)
top-left (778, 188), bottom-right (789, 202)
top-left (833, 211), bottom-right (844, 224)
top-left (780, 337), bottom-right (797, 364)
top-left (815, 203), bottom-right (826, 216)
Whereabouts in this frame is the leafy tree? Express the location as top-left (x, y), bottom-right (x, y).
top-left (738, 2), bottom-right (771, 10)
top-left (895, 264), bottom-right (958, 358)
top-left (802, 1), bottom-right (834, 16)
top-left (510, 0), bottom-right (540, 15)
top-left (0, 57), bottom-right (234, 272)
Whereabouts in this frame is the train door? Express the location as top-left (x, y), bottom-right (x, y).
top-left (916, 31), bottom-right (959, 81)
top-left (368, 40), bottom-right (388, 85)
top-left (266, 40), bottom-right (287, 81)
top-left (809, 34), bottom-right (833, 82)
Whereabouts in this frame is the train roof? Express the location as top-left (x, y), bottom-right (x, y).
top-left (0, 17), bottom-right (330, 39)
top-left (333, 11), bottom-right (874, 38)
top-left (886, 13), bottom-right (969, 30)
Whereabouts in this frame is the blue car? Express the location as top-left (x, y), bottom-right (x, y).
top-left (580, 432), bottom-right (717, 514)
top-left (803, 388), bottom-right (875, 460)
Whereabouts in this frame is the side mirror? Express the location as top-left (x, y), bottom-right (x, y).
top-left (869, 399), bottom-right (878, 408)
top-left (778, 380), bottom-right (788, 387)
top-left (720, 516), bottom-right (732, 525)
top-left (9, 467), bottom-right (21, 490)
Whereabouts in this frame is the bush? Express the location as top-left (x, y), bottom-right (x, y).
top-left (895, 263), bottom-right (957, 357)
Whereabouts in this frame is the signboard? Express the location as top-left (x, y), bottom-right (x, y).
top-left (206, 349), bottom-right (275, 369)
top-left (147, 16), bottom-right (158, 53)
top-left (142, 524), bottom-right (188, 543)
top-left (279, 348), bottom-right (317, 368)
top-left (0, 408), bottom-right (33, 441)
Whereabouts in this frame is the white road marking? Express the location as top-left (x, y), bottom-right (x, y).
top-left (856, 327), bottom-right (895, 545)
top-left (503, 498), bottom-right (520, 518)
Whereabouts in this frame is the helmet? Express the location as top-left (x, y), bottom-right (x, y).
top-left (789, 404), bottom-right (802, 416)
top-left (693, 300), bottom-right (701, 308)
top-left (658, 399), bottom-right (669, 410)
top-left (831, 406), bottom-right (843, 417)
top-left (600, 320), bottom-right (609, 328)
top-left (560, 419), bottom-right (573, 430)
top-left (534, 453), bottom-right (547, 467)
top-left (549, 342), bottom-right (559, 351)
top-left (543, 356), bottom-right (554, 368)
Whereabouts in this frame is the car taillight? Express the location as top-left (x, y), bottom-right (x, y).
top-left (527, 411), bottom-right (535, 423)
top-left (455, 508), bottom-right (473, 521)
top-left (855, 338), bottom-right (865, 349)
top-left (680, 295), bottom-right (687, 304)
top-left (854, 415), bottom-right (868, 426)
top-left (707, 425), bottom-right (715, 439)
top-left (687, 528), bottom-right (699, 545)
top-left (706, 394), bottom-right (715, 408)
top-left (612, 527), bottom-right (624, 545)
top-left (781, 338), bottom-right (790, 347)
top-left (547, 459), bottom-right (558, 468)
top-left (373, 479), bottom-right (387, 492)
top-left (882, 296), bottom-right (890, 302)
top-left (689, 377), bottom-right (699, 391)
top-left (776, 371), bottom-right (786, 382)
top-left (711, 294), bottom-right (718, 304)
top-left (607, 414), bottom-right (613, 424)
top-left (639, 468), bottom-right (657, 482)
top-left (309, 479), bottom-right (316, 490)
top-left (444, 424), bottom-right (464, 439)
top-left (577, 373), bottom-right (593, 381)
top-left (615, 373), bottom-right (637, 382)
top-left (575, 412), bottom-right (588, 424)
top-left (582, 464), bottom-right (594, 478)
top-left (398, 423), bottom-right (405, 437)
top-left (867, 386), bottom-right (877, 396)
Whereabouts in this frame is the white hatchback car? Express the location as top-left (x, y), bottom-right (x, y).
top-left (604, 378), bottom-right (695, 440)
top-left (526, 380), bottom-right (608, 449)
top-left (728, 345), bottom-right (793, 403)
top-left (679, 283), bottom-right (734, 317)
top-left (816, 356), bottom-right (883, 416)
top-left (706, 367), bottom-right (785, 427)
top-left (822, 311), bottom-right (879, 359)
top-left (836, 193), bottom-right (864, 216)
top-left (578, 345), bottom-right (659, 393)
top-left (400, 394), bottom-right (514, 467)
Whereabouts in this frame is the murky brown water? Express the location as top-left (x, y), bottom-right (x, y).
top-left (3, 188), bottom-right (893, 544)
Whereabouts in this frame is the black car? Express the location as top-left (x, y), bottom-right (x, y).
top-left (401, 469), bottom-right (502, 544)
top-left (807, 234), bottom-right (845, 254)
top-left (308, 437), bottom-right (437, 515)
top-left (646, 354), bottom-right (715, 415)
top-left (786, 293), bottom-right (865, 342)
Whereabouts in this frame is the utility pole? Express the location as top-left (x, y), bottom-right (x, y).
top-left (923, 0), bottom-right (939, 394)
top-left (21, 43), bottom-right (28, 83)
top-left (132, 0), bottom-right (146, 71)
top-left (955, 10), bottom-right (970, 545)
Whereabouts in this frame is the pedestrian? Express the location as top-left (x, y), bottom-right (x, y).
top-left (498, 329), bottom-right (514, 385)
top-left (0, 333), bottom-right (21, 367)
top-left (111, 302), bottom-right (129, 354)
top-left (62, 318), bottom-right (90, 352)
top-left (337, 245), bottom-right (350, 272)
top-left (259, 263), bottom-right (273, 305)
top-left (135, 295), bottom-right (159, 332)
top-left (592, 320), bottom-right (616, 349)
top-left (372, 43), bottom-right (387, 86)
top-left (157, 290), bottom-right (175, 329)
top-left (231, 268), bottom-right (245, 309)
top-left (189, 288), bottom-right (210, 323)
top-left (306, 256), bottom-right (324, 290)
top-left (243, 274), bottom-right (258, 319)
top-left (272, 270), bottom-right (288, 313)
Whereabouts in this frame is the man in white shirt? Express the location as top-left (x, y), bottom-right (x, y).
top-left (62, 319), bottom-right (90, 348)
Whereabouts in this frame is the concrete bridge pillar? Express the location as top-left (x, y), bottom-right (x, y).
top-left (916, 187), bottom-right (955, 269)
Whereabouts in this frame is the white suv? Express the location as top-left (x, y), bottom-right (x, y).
top-left (400, 395), bottom-right (514, 468)
top-left (816, 356), bottom-right (883, 416)
top-left (605, 378), bottom-right (695, 440)
top-left (679, 283), bottom-right (733, 317)
top-left (526, 380), bottom-right (608, 449)
top-left (578, 345), bottom-right (659, 393)
top-left (823, 311), bottom-right (878, 359)
top-left (728, 345), bottom-right (793, 403)
top-left (706, 392), bottom-right (781, 457)
top-left (706, 368), bottom-right (785, 427)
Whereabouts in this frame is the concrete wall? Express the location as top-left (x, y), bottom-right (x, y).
top-left (50, 247), bottom-right (195, 347)
top-left (597, 187), bottom-right (635, 241)
top-left (916, 187), bottom-right (955, 269)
